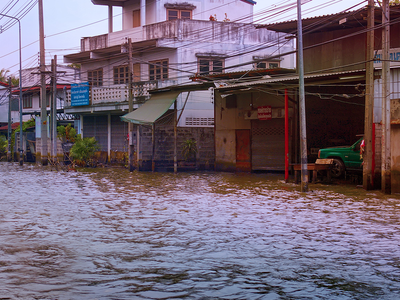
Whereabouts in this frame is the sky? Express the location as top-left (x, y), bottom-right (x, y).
top-left (0, 0), bottom-right (367, 77)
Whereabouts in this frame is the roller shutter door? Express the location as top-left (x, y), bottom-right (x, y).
top-left (111, 115), bottom-right (128, 152)
top-left (251, 118), bottom-right (285, 171)
top-left (83, 115), bottom-right (108, 151)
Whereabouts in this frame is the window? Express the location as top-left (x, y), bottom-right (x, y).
top-left (114, 65), bottom-right (129, 84)
top-left (38, 94), bottom-right (50, 108)
top-left (149, 59), bottom-right (168, 80)
top-left (167, 9), bottom-right (192, 20)
top-left (88, 68), bottom-right (103, 86)
top-left (254, 61), bottom-right (280, 69)
top-left (22, 94), bottom-right (32, 109)
top-left (113, 64), bottom-right (141, 84)
top-left (198, 59), bottom-right (224, 75)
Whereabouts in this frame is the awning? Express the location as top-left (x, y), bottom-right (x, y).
top-left (120, 91), bottom-right (180, 125)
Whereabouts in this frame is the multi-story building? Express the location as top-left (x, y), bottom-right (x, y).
top-left (63, 0), bottom-right (295, 168)
top-left (18, 65), bottom-right (80, 120)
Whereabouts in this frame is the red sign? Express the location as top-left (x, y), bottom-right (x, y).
top-left (258, 106), bottom-right (272, 120)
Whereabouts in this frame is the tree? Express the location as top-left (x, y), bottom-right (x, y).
top-left (0, 68), bottom-right (19, 86)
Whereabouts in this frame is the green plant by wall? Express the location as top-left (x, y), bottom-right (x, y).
top-left (10, 118), bottom-right (36, 152)
top-left (181, 138), bottom-right (197, 162)
top-left (0, 136), bottom-right (7, 160)
top-left (69, 137), bottom-right (100, 166)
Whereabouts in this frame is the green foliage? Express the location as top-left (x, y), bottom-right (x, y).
top-left (0, 68), bottom-right (19, 86)
top-left (57, 124), bottom-right (78, 143)
top-left (10, 118), bottom-right (36, 151)
top-left (69, 137), bottom-right (100, 164)
top-left (181, 138), bottom-right (197, 161)
top-left (67, 63), bottom-right (81, 69)
top-left (0, 136), bottom-right (7, 159)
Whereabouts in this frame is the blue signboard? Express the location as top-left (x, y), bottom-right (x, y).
top-left (71, 82), bottom-right (90, 106)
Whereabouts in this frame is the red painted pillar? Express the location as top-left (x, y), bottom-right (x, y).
top-left (372, 122), bottom-right (375, 187)
top-left (285, 89), bottom-right (289, 182)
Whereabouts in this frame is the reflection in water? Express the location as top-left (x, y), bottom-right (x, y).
top-left (1, 162), bottom-right (400, 299)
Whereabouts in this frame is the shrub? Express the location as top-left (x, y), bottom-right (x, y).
top-left (69, 137), bottom-right (100, 166)
top-left (181, 138), bottom-right (197, 162)
top-left (57, 124), bottom-right (78, 143)
top-left (0, 136), bottom-right (7, 160)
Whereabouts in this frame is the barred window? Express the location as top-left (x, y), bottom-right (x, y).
top-left (149, 59), bottom-right (168, 80)
top-left (88, 68), bottom-right (103, 86)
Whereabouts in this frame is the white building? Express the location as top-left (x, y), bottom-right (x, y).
top-left (63, 0), bottom-right (295, 161)
top-left (18, 64), bottom-right (80, 120)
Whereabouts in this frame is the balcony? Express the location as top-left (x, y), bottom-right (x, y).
top-left (64, 80), bottom-right (177, 108)
top-left (64, 19), bottom-right (280, 63)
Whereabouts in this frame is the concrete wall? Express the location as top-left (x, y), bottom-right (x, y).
top-left (391, 99), bottom-right (400, 193)
top-left (214, 90), bottom-right (293, 172)
top-left (303, 22), bottom-right (400, 74)
top-left (136, 122), bottom-right (215, 171)
top-left (120, 0), bottom-right (253, 29)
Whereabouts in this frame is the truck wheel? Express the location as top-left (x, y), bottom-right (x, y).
top-left (331, 158), bottom-right (345, 178)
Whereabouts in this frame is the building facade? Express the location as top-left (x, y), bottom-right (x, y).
top-left (63, 0), bottom-right (295, 166)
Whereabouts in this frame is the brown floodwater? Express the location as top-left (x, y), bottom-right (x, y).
top-left (1, 162), bottom-right (400, 299)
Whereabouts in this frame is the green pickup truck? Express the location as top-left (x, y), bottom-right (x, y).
top-left (318, 138), bottom-right (364, 178)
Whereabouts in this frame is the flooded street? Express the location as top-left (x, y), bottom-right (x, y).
top-left (1, 162), bottom-right (400, 299)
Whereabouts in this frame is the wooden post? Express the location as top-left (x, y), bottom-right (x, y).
top-left (285, 89), bottom-right (289, 182)
top-left (152, 123), bottom-right (155, 172)
top-left (363, 0), bottom-right (375, 190)
top-left (51, 56), bottom-right (58, 166)
top-left (127, 38), bottom-right (134, 172)
top-left (174, 100), bottom-right (178, 173)
top-left (381, 0), bottom-right (391, 194)
top-left (7, 77), bottom-right (12, 162)
top-left (39, 0), bottom-right (48, 165)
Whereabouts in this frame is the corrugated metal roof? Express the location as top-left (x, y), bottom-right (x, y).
top-left (216, 69), bottom-right (366, 90)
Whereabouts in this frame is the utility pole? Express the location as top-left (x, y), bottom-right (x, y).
top-left (363, 0), bottom-right (375, 190)
top-left (381, 0), bottom-right (391, 194)
top-left (39, 0), bottom-right (48, 165)
top-left (297, 0), bottom-right (308, 192)
top-left (51, 56), bottom-right (58, 167)
top-left (7, 77), bottom-right (12, 162)
top-left (127, 38), bottom-right (134, 171)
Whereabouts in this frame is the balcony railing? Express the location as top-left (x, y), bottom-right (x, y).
top-left (65, 80), bottom-right (177, 107)
top-left (79, 19), bottom-right (278, 52)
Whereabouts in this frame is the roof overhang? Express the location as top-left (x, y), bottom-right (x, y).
top-left (241, 0), bottom-right (256, 5)
top-left (121, 82), bottom-right (214, 125)
top-left (121, 91), bottom-right (181, 125)
top-left (12, 84), bottom-right (71, 94)
top-left (64, 39), bottom-right (174, 64)
top-left (215, 70), bottom-right (366, 94)
top-left (91, 0), bottom-right (128, 6)
top-left (263, 4), bottom-right (400, 34)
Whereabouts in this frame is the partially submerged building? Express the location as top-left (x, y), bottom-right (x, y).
top-left (62, 0), bottom-right (295, 169)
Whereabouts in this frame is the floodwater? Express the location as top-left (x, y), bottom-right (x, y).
top-left (1, 163), bottom-right (400, 300)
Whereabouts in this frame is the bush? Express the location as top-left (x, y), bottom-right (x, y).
top-left (0, 136), bottom-right (7, 159)
top-left (69, 137), bottom-right (100, 166)
top-left (57, 124), bottom-right (78, 143)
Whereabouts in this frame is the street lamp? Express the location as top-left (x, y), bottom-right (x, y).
top-left (0, 13), bottom-right (24, 165)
